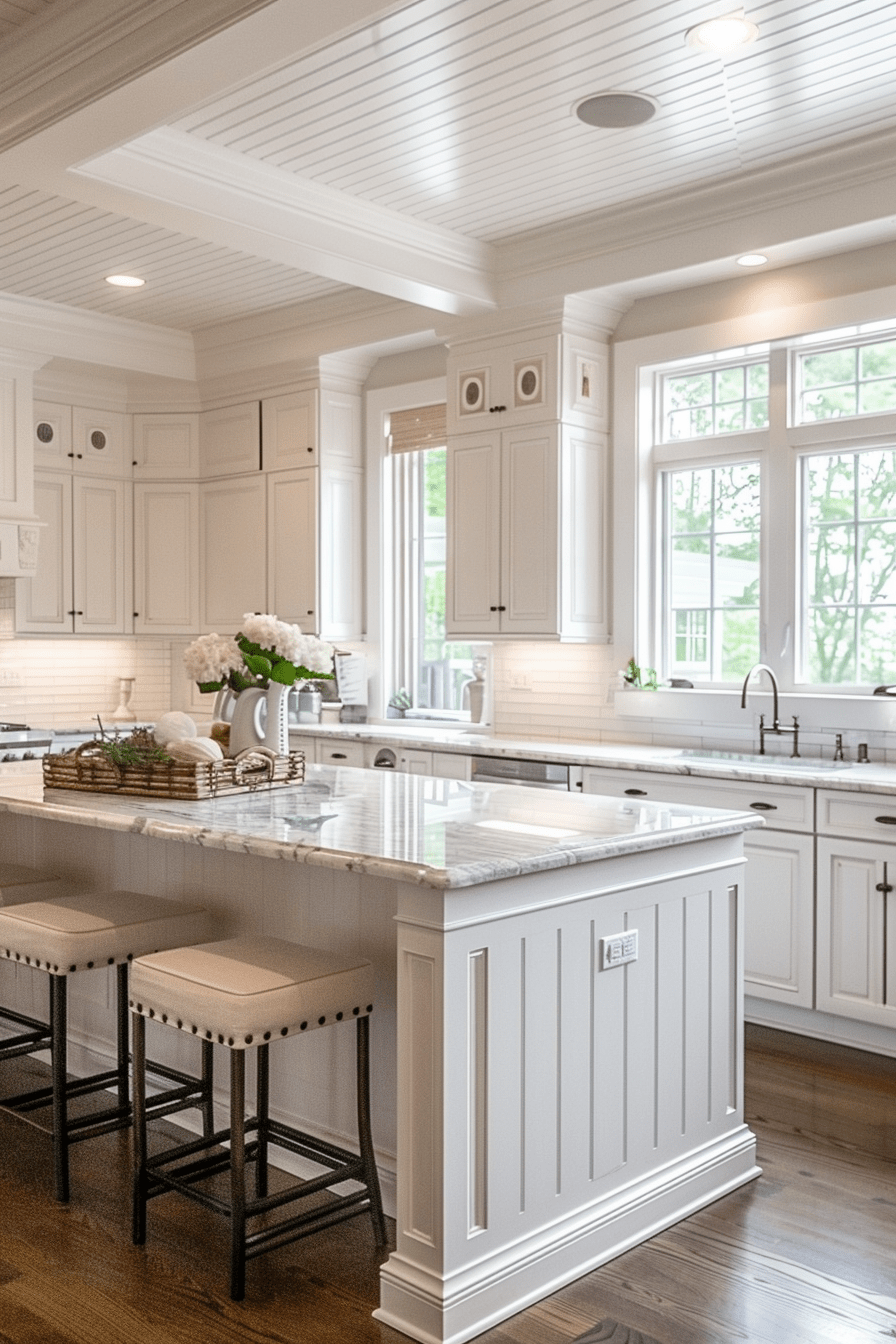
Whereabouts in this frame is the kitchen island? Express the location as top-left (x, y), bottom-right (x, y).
top-left (0, 766), bottom-right (762, 1344)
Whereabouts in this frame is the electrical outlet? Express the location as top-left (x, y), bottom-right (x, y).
top-left (509, 671), bottom-right (531, 690)
top-left (0, 669), bottom-right (20, 685)
top-left (599, 930), bottom-right (638, 970)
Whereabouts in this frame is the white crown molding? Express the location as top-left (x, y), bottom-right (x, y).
top-left (0, 291), bottom-right (195, 380)
top-left (194, 289), bottom-right (441, 383)
top-left (496, 124), bottom-right (896, 305)
top-left (73, 128), bottom-right (497, 316)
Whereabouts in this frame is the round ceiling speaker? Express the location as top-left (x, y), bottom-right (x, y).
top-left (574, 92), bottom-right (658, 129)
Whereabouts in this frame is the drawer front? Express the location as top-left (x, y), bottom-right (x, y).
top-left (317, 740), bottom-right (366, 768)
top-left (817, 788), bottom-right (896, 842)
top-left (580, 767), bottom-right (814, 832)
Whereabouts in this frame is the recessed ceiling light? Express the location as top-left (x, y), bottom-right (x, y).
top-left (686, 12), bottom-right (759, 53)
top-left (575, 92), bottom-right (659, 129)
top-left (105, 274), bottom-right (145, 287)
top-left (737, 253), bottom-right (768, 267)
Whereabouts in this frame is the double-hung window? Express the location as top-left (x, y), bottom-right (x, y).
top-left (646, 325), bottom-right (896, 691)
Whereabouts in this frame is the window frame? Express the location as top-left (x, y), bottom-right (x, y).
top-left (641, 332), bottom-right (896, 694)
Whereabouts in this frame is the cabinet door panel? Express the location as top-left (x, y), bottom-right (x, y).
top-left (72, 407), bottom-right (130, 476)
top-left (267, 469), bottom-right (318, 629)
top-left (261, 391), bottom-right (317, 469)
top-left (134, 484), bottom-right (199, 633)
top-left (16, 471), bottom-right (72, 631)
top-left (200, 403), bottom-right (260, 477)
top-left (133, 414), bottom-right (199, 478)
top-left (200, 476), bottom-right (266, 631)
top-left (73, 477), bottom-right (129, 632)
top-left (816, 837), bottom-right (896, 1027)
top-left (446, 436), bottom-right (501, 636)
top-left (743, 830), bottom-right (814, 1007)
top-left (501, 427), bottom-right (557, 633)
top-left (33, 402), bottom-right (73, 470)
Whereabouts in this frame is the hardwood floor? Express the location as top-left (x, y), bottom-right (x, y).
top-left (1, 1025), bottom-right (894, 1344)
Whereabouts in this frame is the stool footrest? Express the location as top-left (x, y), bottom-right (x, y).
top-left (246, 1188), bottom-right (374, 1260)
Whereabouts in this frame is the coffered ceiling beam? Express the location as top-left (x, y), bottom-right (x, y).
top-left (72, 130), bottom-right (497, 316)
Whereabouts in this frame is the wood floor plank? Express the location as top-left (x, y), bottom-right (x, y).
top-left (0, 1026), bottom-right (894, 1344)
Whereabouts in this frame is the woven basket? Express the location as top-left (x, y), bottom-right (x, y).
top-left (43, 744), bottom-right (305, 800)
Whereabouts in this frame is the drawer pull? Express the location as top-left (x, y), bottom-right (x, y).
top-left (330, 752), bottom-right (347, 760)
top-left (624, 788), bottom-right (647, 796)
top-left (750, 801), bottom-right (778, 811)
top-left (875, 816), bottom-right (896, 825)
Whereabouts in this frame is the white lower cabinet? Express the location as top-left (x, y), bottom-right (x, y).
top-left (17, 471), bottom-right (131, 633)
top-left (134, 483), bottom-right (199, 634)
top-left (579, 768), bottom-right (815, 1008)
top-left (817, 834), bottom-right (896, 1029)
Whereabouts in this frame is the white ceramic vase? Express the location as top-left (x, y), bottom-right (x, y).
top-left (226, 683), bottom-right (290, 757)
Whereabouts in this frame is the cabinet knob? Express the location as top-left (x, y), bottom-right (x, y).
top-left (875, 881), bottom-right (894, 893)
top-left (67, 452), bottom-right (74, 458)
top-left (133, 612), bottom-right (139, 618)
top-left (624, 788), bottom-right (647, 796)
top-left (490, 605), bottom-right (498, 611)
top-left (132, 460), bottom-right (138, 466)
top-left (498, 605), bottom-right (506, 611)
top-left (875, 816), bottom-right (896, 825)
top-left (749, 801), bottom-right (777, 810)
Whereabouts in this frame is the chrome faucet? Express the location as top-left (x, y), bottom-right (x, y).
top-left (740, 663), bottom-right (800, 757)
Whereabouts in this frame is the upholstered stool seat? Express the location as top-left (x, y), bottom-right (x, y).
top-left (0, 891), bottom-right (216, 1201)
top-left (130, 935), bottom-right (387, 1299)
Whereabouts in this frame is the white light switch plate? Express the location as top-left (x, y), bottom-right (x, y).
top-left (599, 929), bottom-right (638, 970)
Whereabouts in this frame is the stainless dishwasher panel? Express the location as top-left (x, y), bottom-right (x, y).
top-left (470, 757), bottom-right (570, 789)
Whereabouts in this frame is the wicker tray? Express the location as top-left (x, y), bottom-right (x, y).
top-left (43, 745), bottom-right (305, 800)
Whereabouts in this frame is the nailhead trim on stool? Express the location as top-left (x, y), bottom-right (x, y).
top-left (0, 890), bottom-right (217, 1202)
top-left (130, 935), bottom-right (388, 1300)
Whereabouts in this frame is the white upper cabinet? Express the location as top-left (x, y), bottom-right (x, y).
top-left (132, 413), bottom-right (200, 478)
top-left (72, 406), bottom-right (131, 476)
top-left (34, 401), bottom-right (73, 469)
top-left (134, 483), bottom-right (200, 634)
top-left (266, 468), bottom-right (318, 628)
top-left (446, 424), bottom-right (606, 640)
top-left (320, 389), bottom-right (362, 466)
top-left (199, 474), bottom-right (266, 631)
top-left (199, 401), bottom-right (261, 478)
top-left (262, 390), bottom-right (318, 469)
top-left (17, 470), bottom-right (131, 633)
top-left (447, 333), bottom-right (607, 437)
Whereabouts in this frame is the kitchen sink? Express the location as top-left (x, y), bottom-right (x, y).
top-left (678, 749), bottom-right (853, 771)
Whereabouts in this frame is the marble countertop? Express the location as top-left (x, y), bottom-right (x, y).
top-left (0, 765), bottom-right (762, 889)
top-left (288, 724), bottom-right (896, 793)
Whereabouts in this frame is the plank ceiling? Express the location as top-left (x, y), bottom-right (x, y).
top-left (175, 0), bottom-right (896, 242)
top-left (2, 0), bottom-right (896, 333)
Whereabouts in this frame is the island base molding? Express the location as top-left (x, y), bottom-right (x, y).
top-left (375, 1126), bottom-right (759, 1344)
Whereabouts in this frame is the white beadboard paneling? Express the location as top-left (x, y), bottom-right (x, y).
top-left (174, 0), bottom-right (896, 245)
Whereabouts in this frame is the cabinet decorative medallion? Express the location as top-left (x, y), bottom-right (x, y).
top-left (90, 430), bottom-right (107, 451)
top-left (18, 525), bottom-right (39, 570)
top-left (36, 422), bottom-right (54, 444)
top-left (513, 358), bottom-right (545, 408)
top-left (574, 355), bottom-right (600, 410)
top-left (459, 371), bottom-right (487, 416)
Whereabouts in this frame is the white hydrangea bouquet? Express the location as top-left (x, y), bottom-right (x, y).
top-left (184, 613), bottom-right (335, 694)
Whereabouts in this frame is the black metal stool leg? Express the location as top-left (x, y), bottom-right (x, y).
top-left (200, 1038), bottom-right (214, 1138)
top-left (49, 974), bottom-right (69, 1203)
top-left (255, 1043), bottom-right (269, 1200)
top-left (115, 962), bottom-right (129, 1110)
top-left (131, 1012), bottom-right (148, 1245)
top-left (356, 1015), bottom-right (387, 1246)
top-left (229, 1050), bottom-right (247, 1301)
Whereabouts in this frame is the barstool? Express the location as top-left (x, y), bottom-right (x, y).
top-left (0, 890), bottom-right (216, 1201)
top-left (129, 934), bottom-right (388, 1299)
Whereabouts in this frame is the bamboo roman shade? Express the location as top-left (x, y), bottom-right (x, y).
top-left (387, 404), bottom-right (446, 453)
